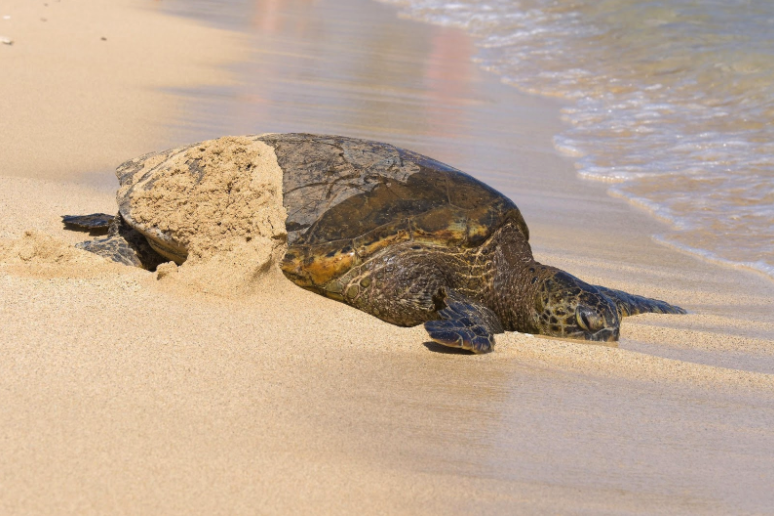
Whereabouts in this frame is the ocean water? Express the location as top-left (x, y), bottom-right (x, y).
top-left (381, 0), bottom-right (774, 279)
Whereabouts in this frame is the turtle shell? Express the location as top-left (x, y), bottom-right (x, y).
top-left (257, 134), bottom-right (529, 290)
top-left (113, 136), bottom-right (285, 264)
top-left (111, 133), bottom-right (529, 285)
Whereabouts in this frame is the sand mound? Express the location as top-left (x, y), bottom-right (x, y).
top-left (154, 238), bottom-right (284, 297)
top-left (0, 230), bottom-right (106, 266)
top-left (121, 136), bottom-right (288, 297)
top-left (0, 229), bottom-right (115, 279)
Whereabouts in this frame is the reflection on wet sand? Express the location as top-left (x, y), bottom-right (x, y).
top-left (159, 0), bottom-right (580, 212)
top-left (250, 0), bottom-right (320, 36)
top-left (162, 0), bottom-right (482, 165)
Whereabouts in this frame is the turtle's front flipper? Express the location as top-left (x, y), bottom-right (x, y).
top-left (594, 286), bottom-right (687, 317)
top-left (424, 287), bottom-right (504, 354)
top-left (61, 213), bottom-right (114, 233)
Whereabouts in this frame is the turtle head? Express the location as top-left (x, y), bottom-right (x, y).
top-left (533, 270), bottom-right (620, 342)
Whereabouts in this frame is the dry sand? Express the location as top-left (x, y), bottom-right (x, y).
top-left (0, 0), bottom-right (245, 181)
top-left (1, 0), bottom-right (774, 515)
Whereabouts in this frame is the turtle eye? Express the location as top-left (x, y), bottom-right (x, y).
top-left (576, 307), bottom-right (603, 332)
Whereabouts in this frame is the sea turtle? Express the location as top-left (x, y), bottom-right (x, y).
top-left (63, 133), bottom-right (685, 353)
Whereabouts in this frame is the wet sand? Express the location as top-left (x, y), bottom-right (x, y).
top-left (2, 0), bottom-right (774, 514)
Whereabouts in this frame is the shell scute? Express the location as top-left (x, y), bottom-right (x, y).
top-left (353, 219), bottom-right (412, 259)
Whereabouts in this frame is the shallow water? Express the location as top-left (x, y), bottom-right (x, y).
top-left (380, 0), bottom-right (774, 280)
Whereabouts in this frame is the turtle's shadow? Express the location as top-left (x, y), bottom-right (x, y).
top-left (422, 341), bottom-right (475, 355)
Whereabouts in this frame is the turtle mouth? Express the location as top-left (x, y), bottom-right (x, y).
top-left (586, 327), bottom-right (619, 343)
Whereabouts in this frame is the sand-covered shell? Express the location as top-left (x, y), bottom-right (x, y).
top-left (114, 136), bottom-right (286, 264)
top-left (112, 133), bottom-right (529, 290)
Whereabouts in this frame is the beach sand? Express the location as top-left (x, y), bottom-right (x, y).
top-left (2, 0), bottom-right (774, 514)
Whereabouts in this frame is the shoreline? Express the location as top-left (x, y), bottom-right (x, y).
top-left (1, 0), bottom-right (774, 514)
top-left (378, 0), bottom-right (774, 286)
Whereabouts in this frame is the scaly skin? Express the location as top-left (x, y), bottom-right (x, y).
top-left (282, 222), bottom-right (681, 345)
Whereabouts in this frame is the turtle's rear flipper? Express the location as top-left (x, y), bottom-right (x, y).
top-left (61, 213), bottom-right (115, 233)
top-left (424, 287), bottom-right (504, 354)
top-left (65, 213), bottom-right (167, 270)
top-left (77, 235), bottom-right (146, 267)
top-left (594, 286), bottom-right (687, 317)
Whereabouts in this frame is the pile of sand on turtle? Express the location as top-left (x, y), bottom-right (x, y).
top-left (1, 136), bottom-right (290, 296)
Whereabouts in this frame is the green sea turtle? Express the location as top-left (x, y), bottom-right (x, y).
top-left (63, 133), bottom-right (685, 353)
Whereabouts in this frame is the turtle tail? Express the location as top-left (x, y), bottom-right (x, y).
top-left (594, 285), bottom-right (687, 318)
